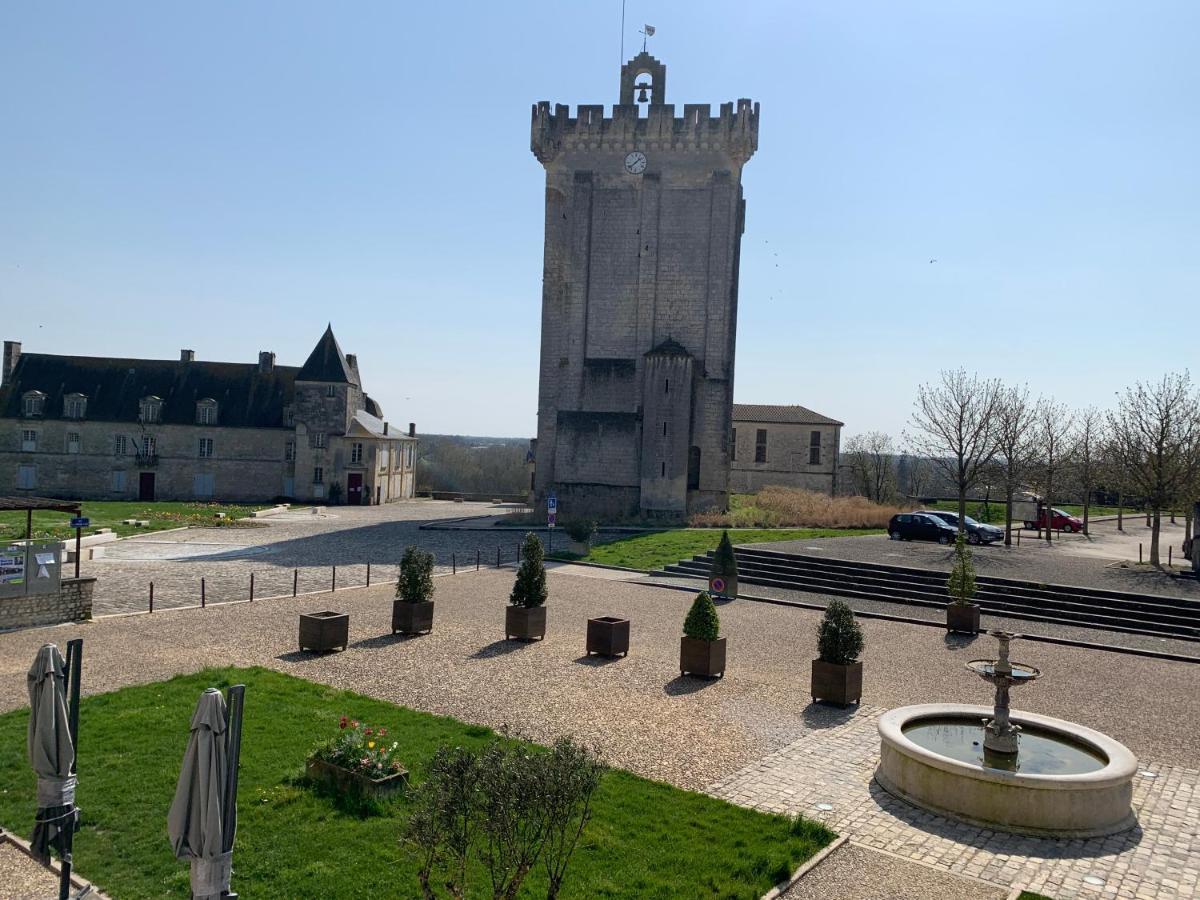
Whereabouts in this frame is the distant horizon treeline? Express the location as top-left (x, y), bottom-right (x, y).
top-left (415, 433), bottom-right (529, 496)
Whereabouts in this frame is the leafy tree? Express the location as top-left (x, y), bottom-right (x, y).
top-left (709, 531), bottom-right (738, 580)
top-left (947, 533), bottom-right (976, 606)
top-left (683, 592), bottom-right (720, 642)
top-left (817, 600), bottom-right (863, 666)
top-left (397, 546), bottom-right (435, 603)
top-left (510, 533), bottom-right (548, 608)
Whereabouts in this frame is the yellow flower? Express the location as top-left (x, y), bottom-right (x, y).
top-left (368, 741), bottom-right (376, 749)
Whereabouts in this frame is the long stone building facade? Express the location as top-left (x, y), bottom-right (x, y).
top-left (530, 53), bottom-right (760, 517)
top-left (729, 404), bottom-right (843, 496)
top-left (0, 327), bottom-right (416, 504)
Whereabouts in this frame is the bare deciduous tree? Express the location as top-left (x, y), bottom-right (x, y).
top-left (1106, 372), bottom-right (1200, 566)
top-left (1071, 407), bottom-right (1105, 536)
top-left (843, 432), bottom-right (897, 503)
top-left (907, 369), bottom-right (1003, 537)
top-left (897, 452), bottom-right (930, 500)
top-left (993, 385), bottom-right (1036, 547)
top-left (1031, 399), bottom-right (1075, 544)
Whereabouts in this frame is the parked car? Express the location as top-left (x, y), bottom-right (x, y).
top-left (888, 513), bottom-right (958, 544)
top-left (919, 510), bottom-right (1004, 545)
top-left (1024, 507), bottom-right (1084, 533)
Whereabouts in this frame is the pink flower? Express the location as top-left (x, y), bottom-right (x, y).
top-left (377, 727), bottom-right (387, 737)
top-left (364, 727), bottom-right (373, 737)
top-left (338, 716), bottom-right (348, 729)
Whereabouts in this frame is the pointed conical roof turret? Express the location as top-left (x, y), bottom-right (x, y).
top-left (297, 325), bottom-right (356, 384)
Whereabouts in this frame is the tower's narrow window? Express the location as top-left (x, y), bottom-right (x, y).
top-left (664, 378), bottom-right (669, 394)
top-left (661, 461), bottom-right (666, 477)
top-left (663, 421), bottom-right (668, 436)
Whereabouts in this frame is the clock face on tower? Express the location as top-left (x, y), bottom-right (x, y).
top-left (623, 151), bottom-right (648, 175)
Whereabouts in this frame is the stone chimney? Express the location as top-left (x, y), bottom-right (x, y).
top-left (2, 341), bottom-right (20, 386)
top-left (180, 349), bottom-right (195, 362)
top-left (258, 351), bottom-right (276, 373)
top-left (409, 422), bottom-right (416, 437)
top-left (383, 421), bottom-right (389, 435)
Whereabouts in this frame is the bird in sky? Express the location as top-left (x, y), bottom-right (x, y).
top-left (929, 259), bottom-right (938, 263)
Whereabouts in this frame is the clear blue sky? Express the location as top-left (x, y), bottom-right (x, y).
top-left (2, 2), bottom-right (1196, 439)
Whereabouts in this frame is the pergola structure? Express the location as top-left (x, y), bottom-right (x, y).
top-left (0, 496), bottom-right (85, 577)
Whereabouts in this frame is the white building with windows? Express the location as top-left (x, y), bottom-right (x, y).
top-left (729, 404), bottom-right (843, 496)
top-left (0, 328), bottom-right (417, 504)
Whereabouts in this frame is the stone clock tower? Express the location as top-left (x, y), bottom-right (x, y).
top-left (530, 53), bottom-right (759, 517)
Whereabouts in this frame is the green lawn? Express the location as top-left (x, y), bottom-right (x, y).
top-left (0, 500), bottom-right (269, 542)
top-left (1018, 893), bottom-right (1055, 900)
top-left (556, 528), bottom-right (879, 572)
top-left (921, 500), bottom-right (1127, 527)
top-left (0, 668), bottom-right (832, 898)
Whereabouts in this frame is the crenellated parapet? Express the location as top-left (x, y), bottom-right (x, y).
top-left (531, 98), bottom-right (760, 165)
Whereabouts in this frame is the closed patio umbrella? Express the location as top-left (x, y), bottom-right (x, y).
top-left (168, 686), bottom-right (244, 900)
top-left (27, 643), bottom-right (77, 861)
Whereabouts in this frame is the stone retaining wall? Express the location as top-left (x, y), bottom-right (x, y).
top-left (0, 577), bottom-right (95, 631)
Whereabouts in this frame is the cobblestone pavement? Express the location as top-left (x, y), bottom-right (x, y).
top-left (82, 500), bottom-right (532, 615)
top-left (754, 519), bottom-right (1199, 600)
top-left (711, 705), bottom-right (1198, 900)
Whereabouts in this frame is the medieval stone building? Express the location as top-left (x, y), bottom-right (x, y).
top-left (0, 327), bottom-right (416, 504)
top-left (530, 53), bottom-right (759, 516)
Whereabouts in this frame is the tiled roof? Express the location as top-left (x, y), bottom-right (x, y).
top-left (732, 403), bottom-right (843, 426)
top-left (297, 324), bottom-right (356, 384)
top-left (1, 353), bottom-right (297, 428)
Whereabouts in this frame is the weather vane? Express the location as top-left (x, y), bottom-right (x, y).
top-left (639, 23), bottom-right (655, 53)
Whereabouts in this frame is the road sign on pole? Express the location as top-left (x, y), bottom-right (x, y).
top-left (69, 517), bottom-right (90, 529)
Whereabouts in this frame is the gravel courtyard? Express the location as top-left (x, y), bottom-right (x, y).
top-left (0, 567), bottom-right (1196, 898)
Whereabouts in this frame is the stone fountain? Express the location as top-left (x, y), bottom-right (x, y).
top-left (875, 632), bottom-right (1138, 837)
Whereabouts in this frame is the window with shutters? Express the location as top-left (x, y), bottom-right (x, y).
top-left (755, 429), bottom-right (768, 463)
top-left (809, 430), bottom-right (821, 466)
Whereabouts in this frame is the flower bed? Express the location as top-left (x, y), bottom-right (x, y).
top-left (307, 717), bottom-right (408, 800)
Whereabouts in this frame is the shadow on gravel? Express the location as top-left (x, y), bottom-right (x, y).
top-left (802, 702), bottom-right (859, 729)
top-left (351, 633), bottom-right (422, 650)
top-left (573, 654), bottom-right (624, 667)
top-left (274, 649), bottom-right (333, 664)
top-left (866, 778), bottom-right (1146, 857)
top-left (663, 675), bottom-right (721, 695)
top-left (943, 632), bottom-right (980, 650)
top-left (471, 639), bottom-right (532, 659)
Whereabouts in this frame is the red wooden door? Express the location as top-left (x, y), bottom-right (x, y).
top-left (347, 473), bottom-right (363, 505)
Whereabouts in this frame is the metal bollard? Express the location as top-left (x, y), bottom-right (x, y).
top-left (1017, 529), bottom-right (1021, 547)
top-left (453, 553), bottom-right (456, 575)
top-left (477, 549), bottom-right (480, 571)
top-left (497, 546), bottom-right (501, 568)
top-left (517, 543), bottom-right (521, 563)
top-left (332, 566), bottom-right (337, 592)
top-left (250, 572), bottom-right (255, 602)
top-left (366, 562), bottom-right (371, 587)
top-left (1169, 546), bottom-right (1173, 566)
top-left (201, 578), bottom-right (206, 608)
top-left (149, 582), bottom-right (154, 614)
top-left (1139, 543), bottom-right (1143, 564)
top-left (293, 568), bottom-right (298, 597)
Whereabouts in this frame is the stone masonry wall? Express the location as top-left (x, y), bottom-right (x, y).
top-left (0, 577), bottom-right (94, 631)
top-left (729, 421), bottom-right (841, 496)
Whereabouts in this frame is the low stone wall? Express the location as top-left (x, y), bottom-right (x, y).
top-left (0, 578), bottom-right (95, 631)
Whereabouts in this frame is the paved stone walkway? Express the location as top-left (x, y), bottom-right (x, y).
top-left (710, 705), bottom-right (1198, 899)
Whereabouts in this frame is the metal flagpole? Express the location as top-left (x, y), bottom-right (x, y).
top-left (59, 638), bottom-right (83, 900)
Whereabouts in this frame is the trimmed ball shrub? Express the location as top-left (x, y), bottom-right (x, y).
top-left (683, 592), bottom-right (720, 642)
top-left (817, 600), bottom-right (863, 666)
top-left (511, 532), bottom-right (548, 608)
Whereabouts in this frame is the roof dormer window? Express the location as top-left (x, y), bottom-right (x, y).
top-left (64, 393), bottom-right (88, 419)
top-left (139, 396), bottom-right (163, 424)
top-left (196, 398), bottom-right (218, 425)
top-left (22, 391), bottom-right (45, 417)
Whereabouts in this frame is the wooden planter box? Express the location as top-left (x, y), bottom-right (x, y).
top-left (810, 659), bottom-right (862, 707)
top-left (680, 636), bottom-right (726, 678)
top-left (946, 603), bottom-right (981, 635)
top-left (708, 573), bottom-right (738, 599)
top-left (506, 605), bottom-right (546, 641)
top-left (299, 610), bottom-right (349, 653)
top-left (306, 756), bottom-right (408, 801)
top-left (586, 616), bottom-right (630, 658)
top-left (392, 599), bottom-right (434, 635)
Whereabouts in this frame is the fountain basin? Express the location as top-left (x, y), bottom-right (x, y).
top-left (876, 704), bottom-right (1137, 837)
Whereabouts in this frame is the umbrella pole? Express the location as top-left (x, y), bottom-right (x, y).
top-left (220, 684), bottom-right (245, 900)
top-left (60, 639), bottom-right (83, 900)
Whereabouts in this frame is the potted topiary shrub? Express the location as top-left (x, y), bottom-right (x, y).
top-left (506, 532), bottom-right (547, 640)
top-left (811, 599), bottom-right (863, 706)
top-left (946, 533), bottom-right (981, 634)
top-left (563, 518), bottom-right (597, 556)
top-left (708, 530), bottom-right (739, 599)
top-left (680, 592), bottom-right (726, 678)
top-left (393, 545), bottom-right (435, 635)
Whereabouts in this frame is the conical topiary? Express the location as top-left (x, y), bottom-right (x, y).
top-left (709, 530), bottom-right (739, 598)
top-left (947, 533), bottom-right (976, 606)
top-left (817, 600), bottom-right (863, 666)
top-left (396, 546), bottom-right (435, 603)
top-left (683, 592), bottom-right (720, 642)
top-left (510, 532), bottom-right (548, 608)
